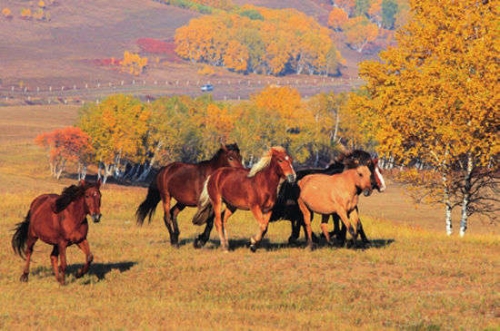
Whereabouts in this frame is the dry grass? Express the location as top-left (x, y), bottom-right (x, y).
top-left (0, 106), bottom-right (498, 330)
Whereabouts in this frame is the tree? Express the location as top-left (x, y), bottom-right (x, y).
top-left (77, 95), bottom-right (151, 183)
top-left (358, 0), bottom-right (499, 235)
top-left (121, 51), bottom-right (148, 76)
top-left (343, 16), bottom-right (379, 53)
top-left (328, 7), bottom-right (349, 31)
top-left (35, 127), bottom-right (93, 180)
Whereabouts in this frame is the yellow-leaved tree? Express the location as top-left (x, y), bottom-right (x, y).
top-left (77, 95), bottom-right (151, 183)
top-left (358, 0), bottom-right (499, 235)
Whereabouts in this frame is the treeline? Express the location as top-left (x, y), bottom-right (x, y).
top-left (36, 86), bottom-right (372, 183)
top-left (174, 6), bottom-right (343, 76)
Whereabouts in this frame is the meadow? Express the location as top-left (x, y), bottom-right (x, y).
top-left (0, 106), bottom-right (498, 330)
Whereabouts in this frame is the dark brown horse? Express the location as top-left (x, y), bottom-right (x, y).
top-left (270, 150), bottom-right (386, 246)
top-left (297, 166), bottom-right (373, 250)
top-left (135, 143), bottom-right (243, 247)
top-left (192, 146), bottom-right (296, 252)
top-left (12, 180), bottom-right (102, 284)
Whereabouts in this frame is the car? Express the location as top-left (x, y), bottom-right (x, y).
top-left (200, 84), bottom-right (213, 92)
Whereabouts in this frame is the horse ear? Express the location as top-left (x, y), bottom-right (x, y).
top-left (96, 178), bottom-right (102, 187)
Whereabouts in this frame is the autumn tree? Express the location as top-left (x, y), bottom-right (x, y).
top-left (121, 51), bottom-right (148, 76)
top-left (328, 7), bottom-right (349, 31)
top-left (343, 16), bottom-right (379, 53)
top-left (77, 95), bottom-right (151, 183)
top-left (357, 0), bottom-right (499, 235)
top-left (35, 127), bottom-right (93, 180)
top-left (175, 6), bottom-right (342, 76)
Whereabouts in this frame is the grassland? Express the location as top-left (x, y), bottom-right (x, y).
top-left (0, 106), bottom-right (498, 330)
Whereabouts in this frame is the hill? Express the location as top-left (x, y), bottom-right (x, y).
top-left (0, 0), bottom-right (376, 104)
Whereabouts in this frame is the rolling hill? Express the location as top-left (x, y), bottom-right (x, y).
top-left (0, 0), bottom-right (378, 103)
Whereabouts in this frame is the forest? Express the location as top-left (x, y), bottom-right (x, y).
top-left (172, 0), bottom-right (410, 75)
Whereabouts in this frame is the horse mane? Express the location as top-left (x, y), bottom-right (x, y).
top-left (208, 143), bottom-right (241, 161)
top-left (54, 181), bottom-right (95, 213)
top-left (248, 146), bottom-right (285, 177)
top-left (335, 149), bottom-right (374, 170)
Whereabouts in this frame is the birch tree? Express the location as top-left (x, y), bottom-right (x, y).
top-left (357, 0), bottom-right (499, 235)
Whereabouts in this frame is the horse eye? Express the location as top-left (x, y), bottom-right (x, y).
top-left (228, 157), bottom-right (233, 161)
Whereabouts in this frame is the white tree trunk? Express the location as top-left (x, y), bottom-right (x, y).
top-left (459, 153), bottom-right (474, 237)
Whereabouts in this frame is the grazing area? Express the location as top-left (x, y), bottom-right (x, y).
top-left (0, 105), bottom-right (498, 330)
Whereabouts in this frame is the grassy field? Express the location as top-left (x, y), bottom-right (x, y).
top-left (0, 106), bottom-right (498, 330)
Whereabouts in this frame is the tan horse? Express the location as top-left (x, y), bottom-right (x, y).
top-left (297, 166), bottom-right (373, 249)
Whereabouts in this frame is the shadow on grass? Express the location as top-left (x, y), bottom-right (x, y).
top-left (67, 261), bottom-right (137, 282)
top-left (175, 236), bottom-right (395, 252)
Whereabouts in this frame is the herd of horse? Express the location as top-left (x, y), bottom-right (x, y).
top-left (11, 143), bottom-right (386, 284)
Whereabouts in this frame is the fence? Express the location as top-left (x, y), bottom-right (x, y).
top-left (0, 76), bottom-right (364, 106)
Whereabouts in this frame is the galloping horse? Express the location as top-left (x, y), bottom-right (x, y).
top-left (12, 180), bottom-right (102, 284)
top-left (270, 150), bottom-right (386, 246)
top-left (192, 146), bottom-right (296, 252)
top-left (135, 143), bottom-right (243, 247)
top-left (297, 166), bottom-right (373, 250)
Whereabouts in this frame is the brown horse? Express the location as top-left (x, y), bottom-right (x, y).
top-left (297, 166), bottom-right (373, 250)
top-left (11, 180), bottom-right (102, 284)
top-left (192, 146), bottom-right (296, 252)
top-left (270, 150), bottom-right (386, 246)
top-left (136, 143), bottom-right (243, 247)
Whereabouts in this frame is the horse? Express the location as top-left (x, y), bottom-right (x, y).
top-left (270, 149), bottom-right (386, 246)
top-left (297, 166), bottom-right (373, 250)
top-left (135, 143), bottom-right (243, 248)
top-left (192, 146), bottom-right (296, 252)
top-left (11, 180), bottom-right (102, 285)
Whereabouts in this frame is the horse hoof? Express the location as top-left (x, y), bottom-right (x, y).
top-left (288, 237), bottom-right (300, 246)
top-left (20, 274), bottom-right (29, 282)
top-left (309, 243), bottom-right (317, 251)
top-left (250, 245), bottom-right (258, 253)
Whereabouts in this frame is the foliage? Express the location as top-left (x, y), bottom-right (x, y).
top-left (328, 0), bottom-right (408, 53)
top-left (175, 6), bottom-right (342, 76)
top-left (77, 95), bottom-right (151, 182)
top-left (35, 127), bottom-right (93, 179)
top-left (121, 51), bottom-right (148, 76)
top-left (356, 0), bottom-right (499, 234)
top-left (2, 7), bottom-right (12, 18)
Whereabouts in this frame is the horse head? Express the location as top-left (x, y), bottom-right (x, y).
top-left (220, 143), bottom-right (244, 169)
top-left (271, 146), bottom-right (296, 183)
top-left (341, 150), bottom-right (386, 193)
top-left (355, 165), bottom-right (373, 197)
top-left (81, 179), bottom-right (102, 223)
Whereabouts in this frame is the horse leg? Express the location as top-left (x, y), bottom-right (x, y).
top-left (249, 207), bottom-right (269, 252)
top-left (358, 220), bottom-right (371, 246)
top-left (337, 210), bottom-right (357, 241)
top-left (297, 199), bottom-right (316, 250)
top-left (56, 243), bottom-right (69, 285)
top-left (50, 245), bottom-right (61, 283)
top-left (20, 236), bottom-right (37, 282)
top-left (330, 214), bottom-right (341, 239)
top-left (168, 203), bottom-right (184, 246)
top-left (288, 217), bottom-right (301, 246)
top-left (213, 199), bottom-right (230, 252)
top-left (320, 214), bottom-right (333, 245)
top-left (160, 195), bottom-right (178, 247)
top-left (194, 213), bottom-right (215, 249)
top-left (75, 239), bottom-right (93, 278)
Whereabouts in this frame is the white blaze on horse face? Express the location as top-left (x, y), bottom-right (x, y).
top-left (375, 166), bottom-right (386, 192)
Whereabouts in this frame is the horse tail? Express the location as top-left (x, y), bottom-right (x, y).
top-left (12, 211), bottom-right (30, 259)
top-left (192, 178), bottom-right (213, 226)
top-left (135, 179), bottom-right (161, 226)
